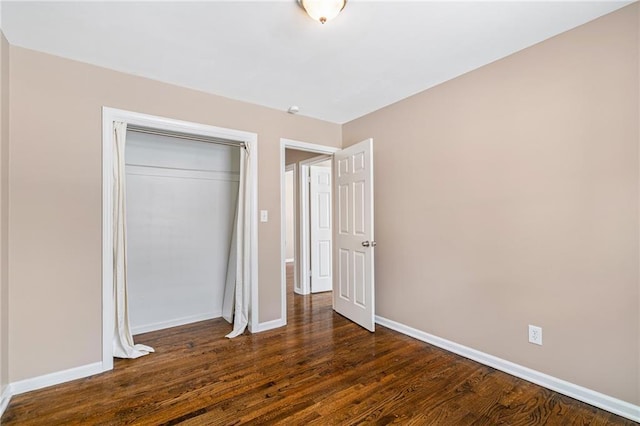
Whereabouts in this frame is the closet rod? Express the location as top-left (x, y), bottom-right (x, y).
top-left (127, 125), bottom-right (246, 148)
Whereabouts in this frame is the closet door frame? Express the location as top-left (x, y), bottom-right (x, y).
top-left (102, 107), bottom-right (258, 372)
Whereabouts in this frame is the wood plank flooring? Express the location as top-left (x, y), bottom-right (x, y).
top-left (3, 263), bottom-right (635, 425)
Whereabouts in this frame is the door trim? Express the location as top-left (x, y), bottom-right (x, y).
top-left (280, 139), bottom-right (339, 325)
top-left (284, 164), bottom-right (298, 293)
top-left (102, 107), bottom-right (258, 372)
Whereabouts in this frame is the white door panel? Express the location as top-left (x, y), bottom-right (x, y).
top-left (333, 138), bottom-right (375, 332)
top-left (310, 165), bottom-right (333, 293)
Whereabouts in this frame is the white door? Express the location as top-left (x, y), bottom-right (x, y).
top-left (310, 165), bottom-right (333, 293)
top-left (333, 138), bottom-right (375, 332)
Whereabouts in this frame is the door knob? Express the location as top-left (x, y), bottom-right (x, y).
top-left (371, 241), bottom-right (377, 247)
top-left (362, 241), bottom-right (370, 247)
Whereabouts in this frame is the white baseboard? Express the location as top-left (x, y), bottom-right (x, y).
top-left (375, 315), bottom-right (640, 423)
top-left (285, 258), bottom-right (294, 263)
top-left (11, 362), bottom-right (105, 396)
top-left (132, 311), bottom-right (221, 335)
top-left (0, 384), bottom-right (11, 418)
top-left (255, 318), bottom-right (286, 333)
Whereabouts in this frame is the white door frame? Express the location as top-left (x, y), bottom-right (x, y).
top-left (102, 107), bottom-right (258, 372)
top-left (299, 155), bottom-right (332, 295)
top-left (280, 139), bottom-right (339, 324)
top-left (284, 164), bottom-right (299, 294)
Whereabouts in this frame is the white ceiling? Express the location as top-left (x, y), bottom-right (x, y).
top-left (1, 1), bottom-right (632, 124)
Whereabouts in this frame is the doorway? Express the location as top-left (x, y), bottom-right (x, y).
top-left (125, 130), bottom-right (240, 335)
top-left (280, 138), bottom-right (376, 332)
top-left (280, 139), bottom-right (339, 325)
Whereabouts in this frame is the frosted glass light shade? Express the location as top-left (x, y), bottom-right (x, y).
top-left (299, 0), bottom-right (347, 24)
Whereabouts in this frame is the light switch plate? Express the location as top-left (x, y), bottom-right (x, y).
top-left (260, 210), bottom-right (268, 222)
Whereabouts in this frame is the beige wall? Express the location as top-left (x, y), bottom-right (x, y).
top-left (8, 47), bottom-right (341, 382)
top-left (344, 4), bottom-right (639, 404)
top-left (0, 32), bottom-right (9, 395)
top-left (285, 148), bottom-right (319, 165)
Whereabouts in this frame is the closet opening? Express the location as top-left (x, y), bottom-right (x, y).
top-left (125, 126), bottom-right (241, 336)
top-left (102, 107), bottom-right (258, 371)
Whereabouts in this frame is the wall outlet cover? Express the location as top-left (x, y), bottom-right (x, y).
top-left (528, 325), bottom-right (542, 345)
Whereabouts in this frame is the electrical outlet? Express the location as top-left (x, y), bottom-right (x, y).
top-left (528, 325), bottom-right (542, 345)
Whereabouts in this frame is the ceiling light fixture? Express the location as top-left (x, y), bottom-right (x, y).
top-left (298, 0), bottom-right (347, 24)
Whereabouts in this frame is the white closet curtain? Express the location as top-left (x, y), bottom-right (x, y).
top-left (113, 121), bottom-right (155, 358)
top-left (223, 144), bottom-right (252, 338)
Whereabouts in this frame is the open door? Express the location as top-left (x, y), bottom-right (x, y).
top-left (310, 165), bottom-right (333, 293)
top-left (333, 138), bottom-right (375, 332)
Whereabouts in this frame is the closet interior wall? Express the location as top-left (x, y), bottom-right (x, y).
top-left (125, 130), bottom-right (240, 334)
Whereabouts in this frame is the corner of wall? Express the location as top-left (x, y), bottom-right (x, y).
top-left (0, 28), bottom-right (10, 415)
top-left (0, 384), bottom-right (11, 419)
top-left (636, 0), bottom-right (640, 406)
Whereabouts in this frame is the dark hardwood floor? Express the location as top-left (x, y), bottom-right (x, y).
top-left (3, 263), bottom-right (635, 425)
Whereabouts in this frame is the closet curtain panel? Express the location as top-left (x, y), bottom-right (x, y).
top-left (223, 144), bottom-right (251, 338)
top-left (222, 205), bottom-right (237, 324)
top-left (113, 121), bottom-right (155, 358)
